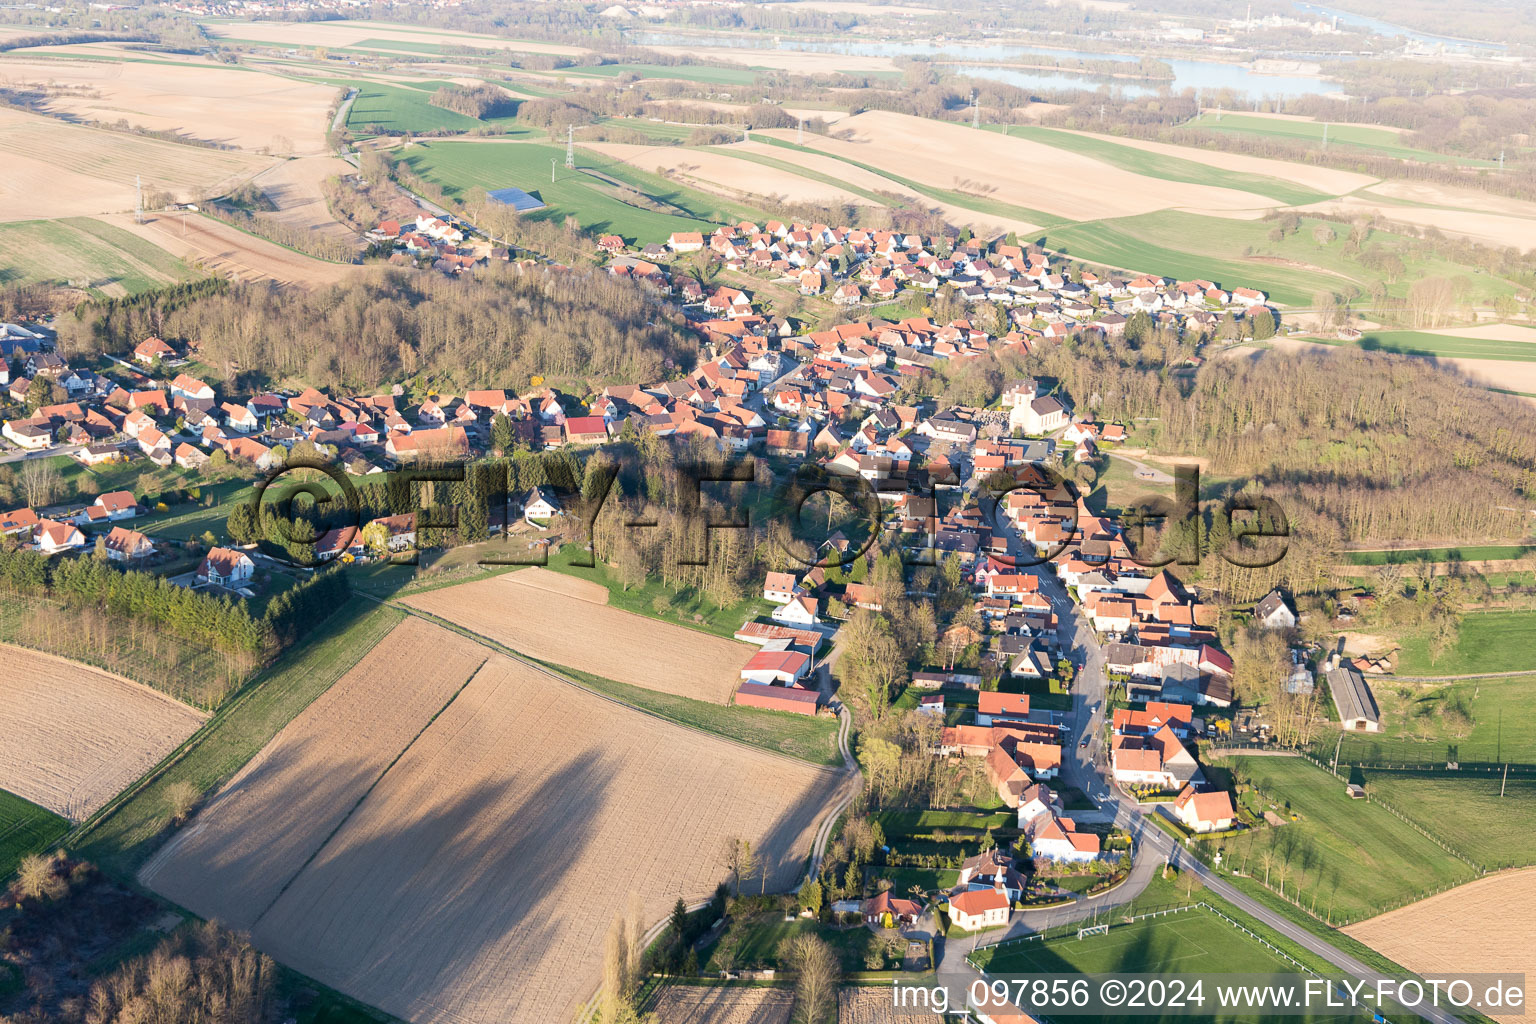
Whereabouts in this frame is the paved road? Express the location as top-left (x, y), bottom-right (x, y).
top-left (0, 442), bottom-right (84, 465)
top-left (330, 88), bottom-right (358, 134)
top-left (942, 491), bottom-right (1469, 1024)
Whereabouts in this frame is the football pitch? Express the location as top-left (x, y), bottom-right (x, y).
top-left (977, 909), bottom-right (1366, 1024)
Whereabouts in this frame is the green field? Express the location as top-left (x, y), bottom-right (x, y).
top-left (1040, 210), bottom-right (1516, 308)
top-left (1341, 544), bottom-right (1532, 565)
top-left (565, 62), bottom-right (764, 85)
top-left (398, 139), bottom-right (749, 240)
top-left (0, 789), bottom-right (70, 883)
top-left (993, 124), bottom-right (1335, 206)
top-left (346, 81), bottom-right (530, 134)
top-left (1330, 672), bottom-right (1536, 765)
top-left (1347, 330), bottom-right (1536, 363)
top-left (1361, 771), bottom-right (1536, 869)
top-left (0, 217), bottom-right (198, 296)
top-left (1215, 756), bottom-right (1475, 924)
top-left (1186, 113), bottom-right (1495, 167)
top-left (74, 598), bottom-right (404, 875)
top-left (1394, 609), bottom-right (1536, 676)
top-left (874, 808), bottom-right (1016, 834)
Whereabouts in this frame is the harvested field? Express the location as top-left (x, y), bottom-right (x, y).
top-left (144, 617), bottom-right (840, 1024)
top-left (1053, 128), bottom-right (1374, 196)
top-left (139, 615), bottom-right (487, 931)
top-left (0, 107), bottom-right (272, 221)
top-left (590, 142), bottom-right (878, 207)
top-left (102, 210), bottom-right (356, 288)
top-left (649, 984), bottom-right (793, 1024)
top-left (786, 111), bottom-right (1282, 221)
top-left (1296, 195), bottom-right (1536, 250)
top-left (0, 644), bottom-right (207, 821)
top-left (1345, 868), bottom-right (1536, 1023)
top-left (642, 44), bottom-right (893, 75)
top-left (733, 140), bottom-right (1041, 237)
top-left (839, 986), bottom-right (946, 1023)
top-left (497, 565), bottom-right (609, 603)
top-left (203, 19), bottom-right (589, 56)
top-left (1366, 179), bottom-right (1536, 219)
top-left (403, 568), bottom-right (754, 703)
top-left (250, 155), bottom-right (358, 236)
top-left (0, 50), bottom-right (341, 154)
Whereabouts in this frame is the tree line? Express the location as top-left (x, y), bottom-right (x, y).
top-left (55, 267), bottom-right (699, 391)
top-left (429, 82), bottom-right (518, 119)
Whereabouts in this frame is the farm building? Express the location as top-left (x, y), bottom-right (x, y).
top-left (486, 187), bottom-right (546, 211)
top-left (1326, 664), bottom-right (1381, 732)
top-left (734, 682), bottom-right (819, 715)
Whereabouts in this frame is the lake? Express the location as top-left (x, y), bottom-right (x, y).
top-left (1291, 2), bottom-right (1505, 52)
top-left (633, 31), bottom-right (1344, 99)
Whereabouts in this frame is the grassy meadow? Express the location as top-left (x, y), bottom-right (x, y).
top-left (1215, 756), bottom-right (1475, 924)
top-left (1393, 609), bottom-right (1536, 676)
top-left (0, 789), bottom-right (70, 883)
top-left (1332, 671), bottom-right (1536, 765)
top-left (1186, 112), bottom-right (1496, 167)
top-left (0, 217), bottom-right (197, 296)
top-left (396, 139), bottom-right (756, 239)
top-left (1360, 771), bottom-right (1536, 870)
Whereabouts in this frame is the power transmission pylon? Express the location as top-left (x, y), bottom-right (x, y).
top-left (565, 125), bottom-right (575, 170)
top-left (1322, 123), bottom-right (1329, 150)
top-left (797, 117), bottom-right (804, 145)
top-left (135, 174), bottom-right (143, 224)
top-left (971, 89), bottom-right (979, 129)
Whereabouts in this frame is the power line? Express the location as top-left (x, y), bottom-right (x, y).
top-left (565, 125), bottom-right (574, 170)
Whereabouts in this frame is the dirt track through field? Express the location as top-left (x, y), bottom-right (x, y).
top-left (0, 644), bottom-right (207, 821)
top-left (403, 569), bottom-right (752, 702)
top-left (1345, 868), bottom-right (1536, 1023)
top-left (143, 613), bottom-right (840, 1024)
top-left (140, 616), bottom-right (488, 929)
top-left (650, 984), bottom-right (793, 1023)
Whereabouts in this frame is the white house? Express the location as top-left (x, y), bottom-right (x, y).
top-left (197, 547), bottom-right (255, 587)
top-left (1253, 589), bottom-right (1296, 631)
top-left (1111, 725), bottom-right (1198, 791)
top-left (34, 519), bottom-right (84, 554)
top-left (1172, 785), bottom-right (1236, 833)
top-left (524, 486), bottom-right (562, 523)
top-left (1008, 395), bottom-right (1067, 436)
top-left (1027, 813), bottom-right (1100, 863)
top-left (948, 888), bottom-right (1009, 931)
top-left (771, 593), bottom-right (819, 626)
top-left (169, 373), bottom-right (214, 402)
top-left (763, 570), bottom-right (799, 604)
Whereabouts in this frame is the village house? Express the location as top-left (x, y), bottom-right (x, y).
top-left (1171, 785), bottom-right (1236, 833)
top-left (197, 547), bottom-right (255, 587)
top-left (103, 525), bottom-right (154, 563)
top-left (763, 571), bottom-right (799, 604)
top-left (948, 888), bottom-right (1009, 931)
top-left (34, 519), bottom-right (85, 554)
top-left (772, 592), bottom-right (820, 626)
top-left (1110, 724), bottom-right (1199, 791)
top-left (523, 486), bottom-right (562, 523)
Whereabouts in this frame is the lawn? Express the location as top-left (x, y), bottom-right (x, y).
top-left (1332, 672), bottom-right (1536, 766)
top-left (1185, 113), bottom-right (1495, 167)
top-left (992, 125), bottom-right (1335, 206)
top-left (1214, 756), bottom-right (1475, 924)
top-left (699, 911), bottom-right (888, 974)
top-left (73, 598), bottom-right (404, 875)
top-left (0, 217), bottom-right (198, 297)
top-left (1039, 210), bottom-right (1518, 308)
top-left (1341, 544), bottom-right (1532, 565)
top-left (0, 789), bottom-right (70, 883)
top-left (865, 865), bottom-right (960, 895)
top-left (397, 139), bottom-right (747, 240)
top-left (874, 808), bottom-right (1016, 835)
top-left (1393, 609), bottom-right (1536, 676)
top-left (1360, 771), bottom-right (1536, 870)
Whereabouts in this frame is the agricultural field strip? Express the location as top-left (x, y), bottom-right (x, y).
top-left (138, 615), bottom-right (489, 931)
top-left (400, 569), bottom-right (753, 704)
top-left (227, 648), bottom-right (838, 1024)
top-left (0, 644), bottom-right (208, 822)
top-left (395, 600), bottom-right (851, 777)
top-left (1345, 868), bottom-right (1536, 1024)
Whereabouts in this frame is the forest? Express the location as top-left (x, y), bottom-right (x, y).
top-left (429, 83), bottom-right (518, 120)
top-left (55, 266), bottom-right (699, 391)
